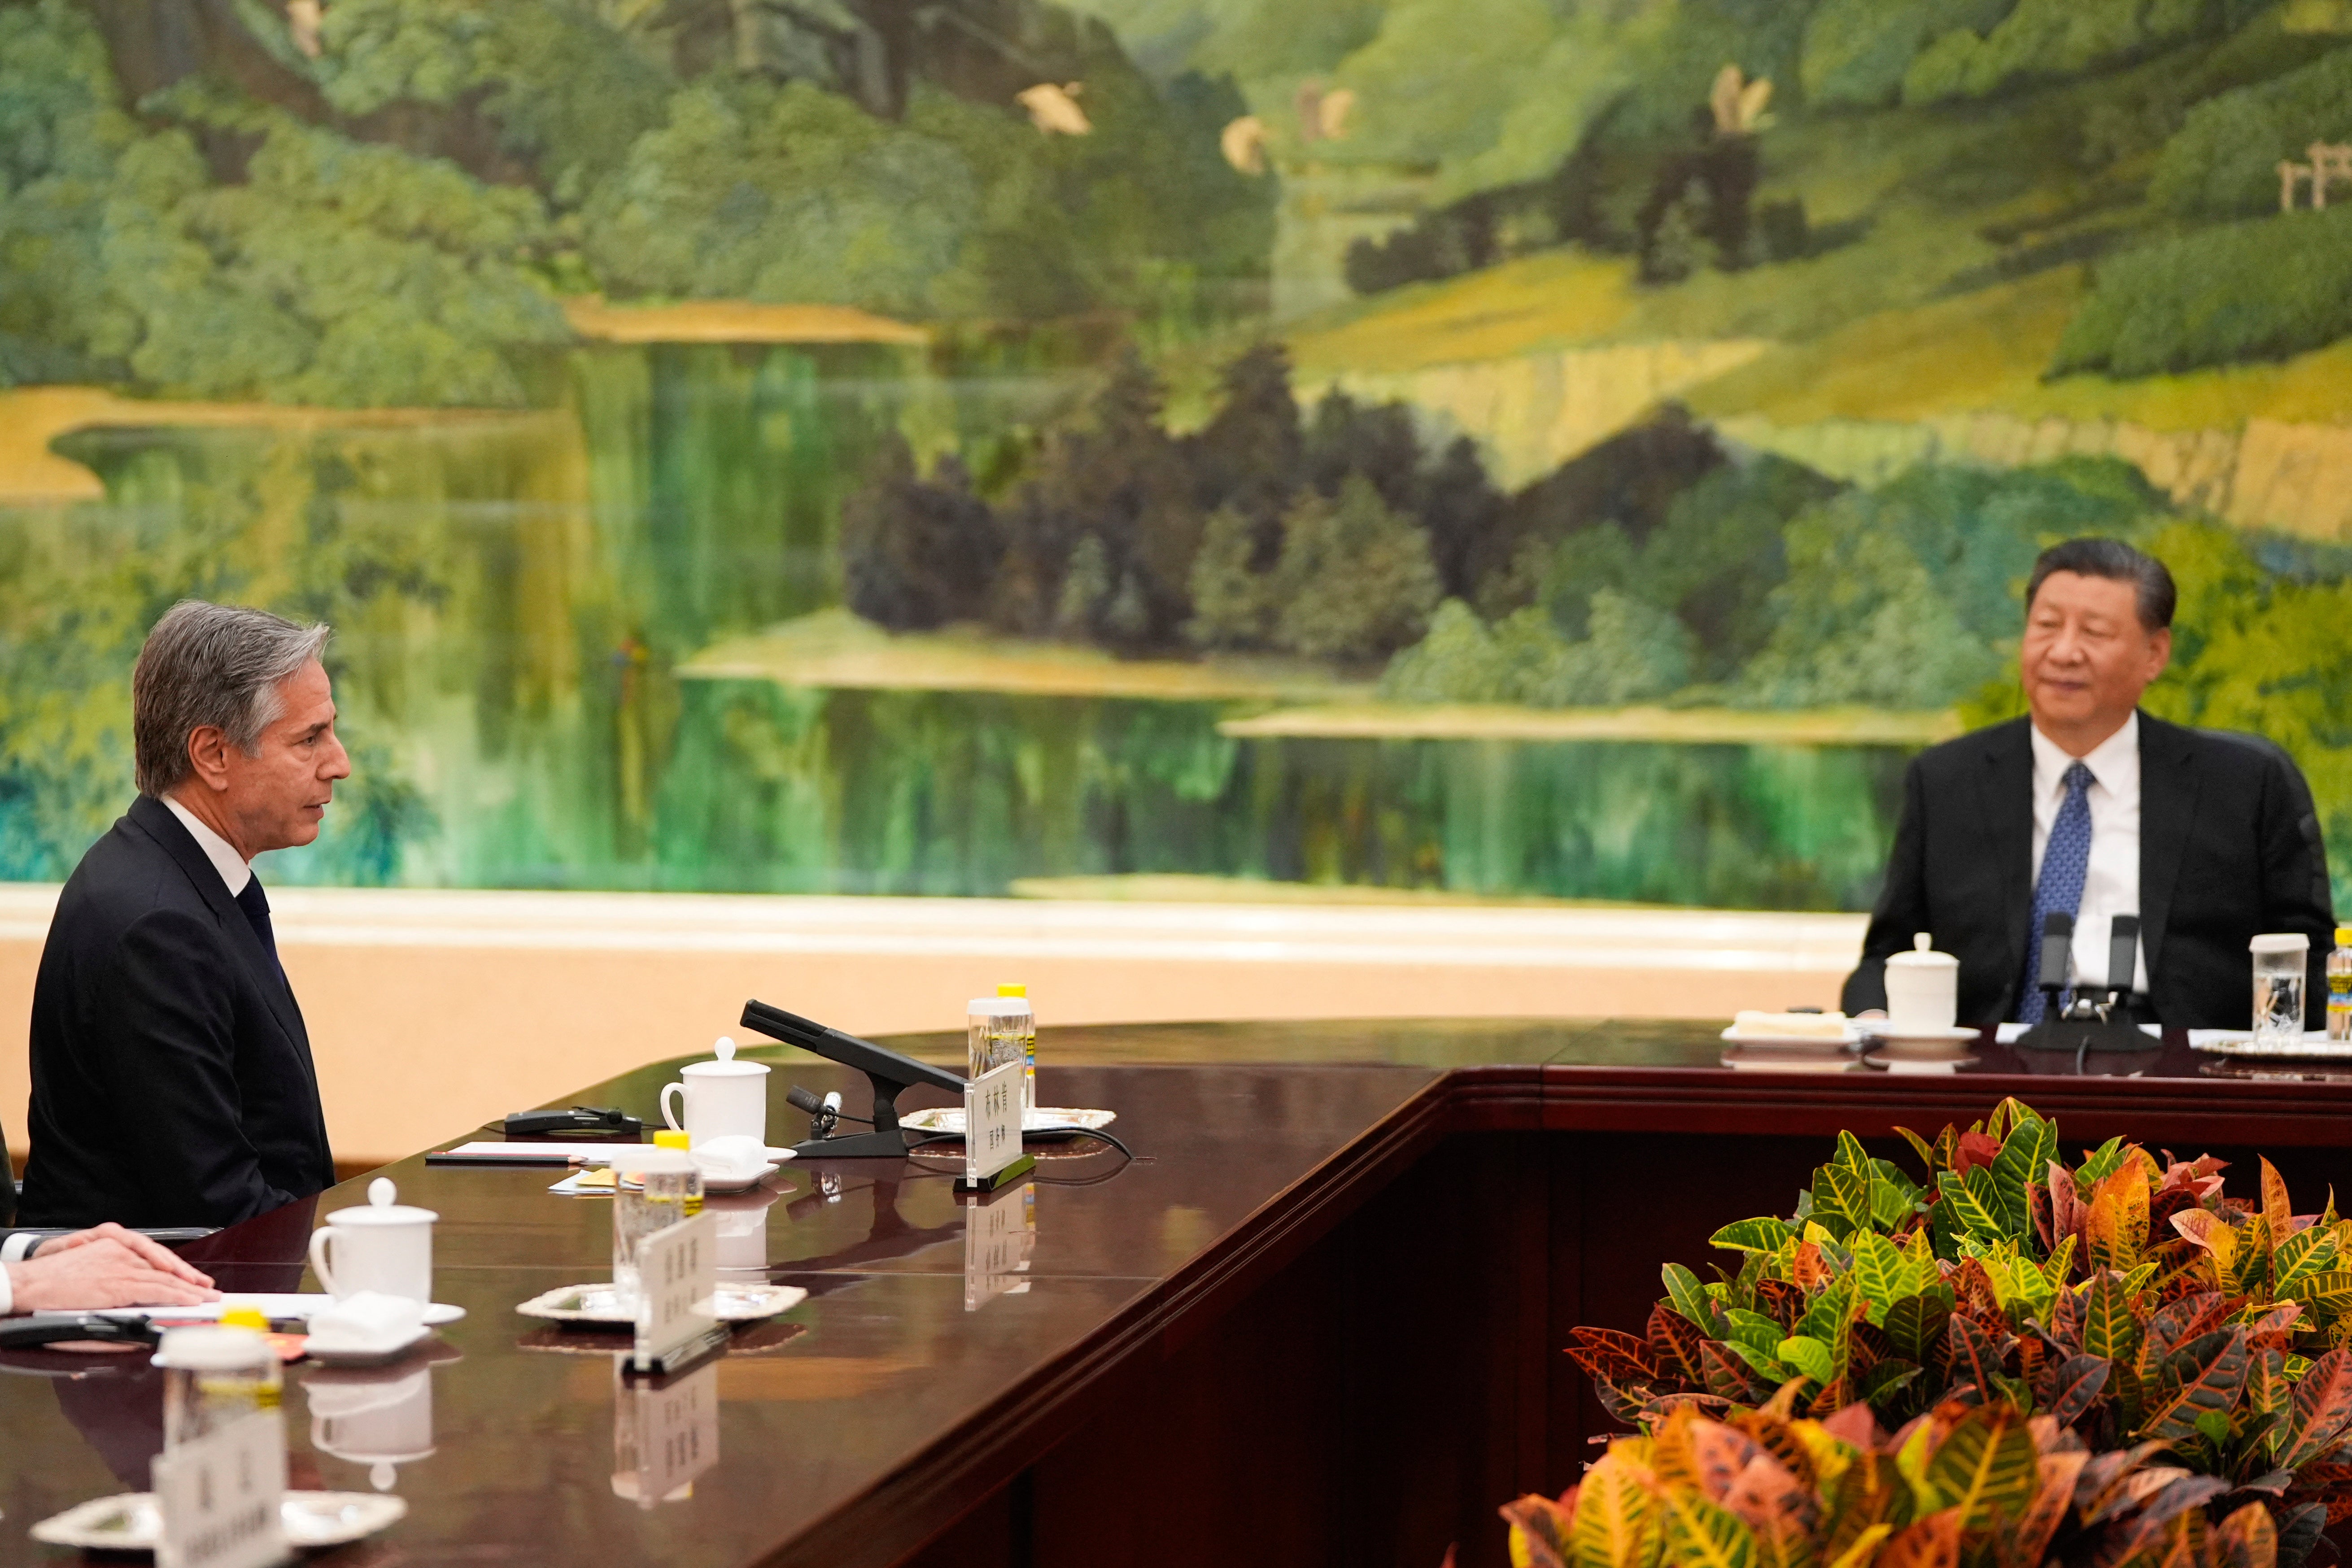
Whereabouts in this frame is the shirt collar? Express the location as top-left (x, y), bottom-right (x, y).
top-left (160, 793), bottom-right (253, 896)
top-left (2029, 710), bottom-right (2140, 793)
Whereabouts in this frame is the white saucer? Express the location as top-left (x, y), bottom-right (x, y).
top-left (697, 1162), bottom-right (781, 1193)
top-left (421, 1303), bottom-right (465, 1326)
top-left (304, 1323), bottom-right (433, 1367)
top-left (31, 1490), bottom-right (407, 1551)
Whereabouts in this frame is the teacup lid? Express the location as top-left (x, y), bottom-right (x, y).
top-left (1886, 932), bottom-right (1958, 969)
top-left (2252, 932), bottom-right (2311, 955)
top-left (685, 1035), bottom-right (769, 1077)
top-left (330, 1177), bottom-right (437, 1226)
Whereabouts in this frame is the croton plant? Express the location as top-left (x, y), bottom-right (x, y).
top-left (1505, 1098), bottom-right (2352, 1568)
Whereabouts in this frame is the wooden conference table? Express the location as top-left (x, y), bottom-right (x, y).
top-left (5, 1019), bottom-right (2352, 1568)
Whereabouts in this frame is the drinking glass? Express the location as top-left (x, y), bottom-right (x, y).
top-left (2252, 933), bottom-right (2311, 1050)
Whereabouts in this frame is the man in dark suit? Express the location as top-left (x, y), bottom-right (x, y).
top-left (18, 601), bottom-right (349, 1228)
top-left (1844, 538), bottom-right (2333, 1028)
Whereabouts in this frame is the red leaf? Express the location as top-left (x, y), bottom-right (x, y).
top-left (1568, 1325), bottom-right (1662, 1384)
top-left (2277, 1347), bottom-right (2352, 1469)
top-left (1955, 1131), bottom-right (2001, 1175)
top-left (1649, 1301), bottom-right (1705, 1384)
top-left (2044, 1354), bottom-right (2112, 1427)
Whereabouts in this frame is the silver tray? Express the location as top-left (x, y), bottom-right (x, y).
top-left (31, 1491), bottom-right (406, 1551)
top-left (2187, 1029), bottom-right (2350, 1059)
top-left (901, 1106), bottom-right (1116, 1140)
top-left (514, 1282), bottom-right (807, 1325)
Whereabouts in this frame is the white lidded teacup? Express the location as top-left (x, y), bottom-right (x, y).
top-left (1884, 932), bottom-right (1960, 1033)
top-left (659, 1036), bottom-right (769, 1149)
top-left (308, 1178), bottom-right (437, 1306)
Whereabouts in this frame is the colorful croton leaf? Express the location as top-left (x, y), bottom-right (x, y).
top-left (1500, 1395), bottom-right (2309, 1568)
top-left (1556, 1100), bottom-right (2352, 1561)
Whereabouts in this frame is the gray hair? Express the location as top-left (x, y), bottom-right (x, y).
top-left (132, 601), bottom-right (332, 797)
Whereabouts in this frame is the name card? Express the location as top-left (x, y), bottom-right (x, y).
top-left (151, 1411), bottom-right (289, 1568)
top-left (612, 1358), bottom-right (720, 1507)
top-left (964, 1059), bottom-right (1024, 1185)
top-left (963, 1180), bottom-right (1037, 1312)
top-left (632, 1211), bottom-right (723, 1375)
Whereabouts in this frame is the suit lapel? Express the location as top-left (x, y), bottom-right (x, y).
top-left (2138, 711), bottom-right (2198, 983)
top-left (1979, 719), bottom-right (2036, 994)
top-left (125, 797), bottom-right (317, 1075)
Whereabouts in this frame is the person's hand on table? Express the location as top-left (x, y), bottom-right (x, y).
top-left (6, 1223), bottom-right (218, 1312)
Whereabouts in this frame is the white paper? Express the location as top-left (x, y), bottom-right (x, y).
top-left (633, 1212), bottom-right (718, 1373)
top-left (446, 1141), bottom-right (796, 1161)
top-left (963, 1060), bottom-right (1024, 1184)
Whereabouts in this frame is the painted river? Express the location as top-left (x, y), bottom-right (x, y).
top-left (0, 345), bottom-right (1910, 910)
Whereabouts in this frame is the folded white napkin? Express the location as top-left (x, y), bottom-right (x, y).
top-left (689, 1134), bottom-right (769, 1182)
top-left (307, 1291), bottom-right (424, 1349)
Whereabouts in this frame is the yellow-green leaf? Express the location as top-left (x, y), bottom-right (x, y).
top-left (1663, 1491), bottom-right (1758, 1568)
top-left (1924, 1404), bottom-right (2038, 1528)
top-left (1569, 1451), bottom-right (1661, 1568)
top-left (1780, 1335), bottom-right (1834, 1384)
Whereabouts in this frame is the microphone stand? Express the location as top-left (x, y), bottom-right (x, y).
top-left (2013, 911), bottom-right (2156, 1055)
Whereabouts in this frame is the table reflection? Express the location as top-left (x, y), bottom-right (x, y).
top-left (305, 1344), bottom-right (460, 1493)
top-left (707, 1184), bottom-right (785, 1280)
top-left (611, 1355), bottom-right (719, 1507)
top-left (962, 1183), bottom-right (1037, 1313)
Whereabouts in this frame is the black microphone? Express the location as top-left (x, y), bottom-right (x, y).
top-left (785, 1085), bottom-right (826, 1116)
top-left (2106, 913), bottom-right (2140, 997)
top-left (2039, 910), bottom-right (2075, 997)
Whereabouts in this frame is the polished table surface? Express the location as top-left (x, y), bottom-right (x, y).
top-left (7, 1016), bottom-right (2352, 1567)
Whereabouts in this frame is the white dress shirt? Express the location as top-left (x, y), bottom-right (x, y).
top-left (0, 1230), bottom-right (37, 1311)
top-left (162, 793), bottom-right (253, 896)
top-left (2029, 712), bottom-right (2149, 997)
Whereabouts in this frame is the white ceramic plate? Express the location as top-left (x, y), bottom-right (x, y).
top-left (698, 1163), bottom-right (780, 1193)
top-left (304, 1323), bottom-right (433, 1368)
top-left (901, 1107), bottom-right (1117, 1138)
top-left (513, 1282), bottom-right (807, 1325)
top-left (1717, 1027), bottom-right (1856, 1050)
top-left (31, 1490), bottom-right (407, 1551)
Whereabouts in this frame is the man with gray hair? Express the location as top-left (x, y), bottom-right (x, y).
top-left (17, 601), bottom-right (347, 1228)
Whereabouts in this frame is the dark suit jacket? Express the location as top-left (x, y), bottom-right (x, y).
top-left (1843, 713), bottom-right (2334, 1028)
top-left (17, 795), bottom-right (334, 1228)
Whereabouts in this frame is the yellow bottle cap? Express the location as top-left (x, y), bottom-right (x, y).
top-left (217, 1304), bottom-right (270, 1332)
top-left (998, 984), bottom-right (1026, 998)
top-left (652, 1129), bottom-right (691, 1150)
top-left (2338, 926), bottom-right (2352, 946)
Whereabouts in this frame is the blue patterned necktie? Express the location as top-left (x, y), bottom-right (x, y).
top-left (2019, 761), bottom-right (2095, 1024)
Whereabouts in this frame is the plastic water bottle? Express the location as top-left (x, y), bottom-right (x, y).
top-left (998, 983), bottom-right (1035, 1111)
top-left (155, 1320), bottom-right (282, 1448)
top-left (611, 1142), bottom-right (701, 1306)
top-left (2329, 926), bottom-right (2352, 1042)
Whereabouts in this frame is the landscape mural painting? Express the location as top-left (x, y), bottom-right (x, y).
top-left (5, 0), bottom-right (2352, 912)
